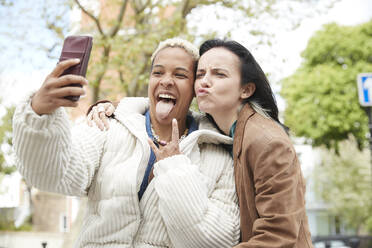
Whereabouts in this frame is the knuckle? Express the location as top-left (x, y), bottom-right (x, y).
top-left (49, 98), bottom-right (56, 105)
top-left (66, 89), bottom-right (73, 96)
top-left (65, 75), bottom-right (73, 82)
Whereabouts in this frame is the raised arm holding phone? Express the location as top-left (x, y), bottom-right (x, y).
top-left (12, 37), bottom-right (240, 248)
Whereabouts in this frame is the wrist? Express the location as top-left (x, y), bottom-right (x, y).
top-left (30, 94), bottom-right (43, 116)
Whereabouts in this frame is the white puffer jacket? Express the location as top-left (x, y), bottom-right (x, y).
top-left (13, 97), bottom-right (240, 248)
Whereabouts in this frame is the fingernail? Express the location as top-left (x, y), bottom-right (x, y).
top-left (74, 58), bottom-right (80, 63)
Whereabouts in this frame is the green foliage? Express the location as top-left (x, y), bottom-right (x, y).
top-left (313, 139), bottom-right (372, 233)
top-left (83, 0), bottom-right (206, 105)
top-left (68, 0), bottom-right (335, 102)
top-left (0, 214), bottom-right (32, 231)
top-left (0, 105), bottom-right (15, 175)
top-left (281, 20), bottom-right (372, 150)
top-left (0, 0), bottom-right (12, 6)
top-left (79, 0), bottom-right (214, 100)
top-left (282, 20), bottom-right (372, 234)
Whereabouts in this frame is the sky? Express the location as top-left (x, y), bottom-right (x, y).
top-left (0, 0), bottom-right (69, 109)
top-left (0, 0), bottom-right (371, 112)
top-left (271, 0), bottom-right (372, 109)
top-left (276, 0), bottom-right (372, 78)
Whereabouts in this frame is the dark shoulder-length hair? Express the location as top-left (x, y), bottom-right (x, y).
top-left (199, 38), bottom-right (283, 127)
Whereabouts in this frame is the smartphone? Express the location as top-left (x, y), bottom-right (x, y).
top-left (59, 35), bottom-right (93, 101)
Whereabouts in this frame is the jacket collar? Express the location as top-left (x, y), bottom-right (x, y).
top-left (113, 97), bottom-right (233, 147)
top-left (233, 103), bottom-right (256, 159)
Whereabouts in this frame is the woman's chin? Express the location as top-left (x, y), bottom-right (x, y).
top-left (198, 104), bottom-right (213, 115)
top-left (155, 115), bottom-right (173, 125)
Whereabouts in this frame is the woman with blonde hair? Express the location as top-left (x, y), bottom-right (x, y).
top-left (13, 38), bottom-right (240, 248)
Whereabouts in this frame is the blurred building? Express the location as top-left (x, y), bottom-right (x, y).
top-left (0, 172), bottom-right (79, 232)
top-left (294, 140), bottom-right (357, 237)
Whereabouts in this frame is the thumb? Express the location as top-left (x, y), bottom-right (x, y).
top-left (50, 58), bottom-right (81, 78)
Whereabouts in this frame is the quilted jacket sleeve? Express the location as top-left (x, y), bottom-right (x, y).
top-left (12, 98), bottom-right (107, 196)
top-left (153, 145), bottom-right (240, 248)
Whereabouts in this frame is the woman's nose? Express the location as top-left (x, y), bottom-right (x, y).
top-left (160, 76), bottom-right (174, 87)
top-left (200, 75), bottom-right (211, 87)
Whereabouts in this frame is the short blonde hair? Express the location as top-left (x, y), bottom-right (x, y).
top-left (150, 37), bottom-right (199, 63)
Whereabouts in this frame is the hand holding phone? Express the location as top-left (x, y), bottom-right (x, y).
top-left (31, 59), bottom-right (88, 115)
top-left (59, 35), bottom-right (93, 101)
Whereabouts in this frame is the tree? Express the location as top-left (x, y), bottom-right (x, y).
top-left (281, 20), bottom-right (372, 150)
top-left (0, 103), bottom-right (15, 176)
top-left (281, 19), bottom-right (372, 234)
top-left (313, 138), bottom-right (372, 234)
top-left (67, 0), bottom-right (338, 103)
top-left (1, 1), bottom-right (338, 104)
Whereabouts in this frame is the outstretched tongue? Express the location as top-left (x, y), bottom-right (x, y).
top-left (156, 100), bottom-right (175, 120)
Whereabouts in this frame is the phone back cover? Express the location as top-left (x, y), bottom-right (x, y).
top-left (59, 35), bottom-right (93, 77)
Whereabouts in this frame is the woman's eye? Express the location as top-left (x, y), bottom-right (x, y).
top-left (196, 74), bottom-right (204, 79)
top-left (217, 73), bottom-right (226, 77)
top-left (152, 71), bottom-right (162, 76)
top-left (176, 73), bottom-right (187, 78)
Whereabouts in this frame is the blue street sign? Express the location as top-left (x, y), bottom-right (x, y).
top-left (357, 73), bottom-right (372, 106)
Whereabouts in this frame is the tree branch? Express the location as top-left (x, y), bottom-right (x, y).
top-left (118, 70), bottom-right (128, 93)
top-left (92, 44), bottom-right (111, 102)
top-left (128, 56), bottom-right (150, 96)
top-left (109, 0), bottom-right (129, 37)
top-left (134, 0), bottom-right (151, 14)
top-left (74, 0), bottom-right (105, 36)
top-left (181, 0), bottom-right (192, 18)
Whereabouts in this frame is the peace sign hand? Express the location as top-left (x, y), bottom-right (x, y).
top-left (147, 119), bottom-right (181, 161)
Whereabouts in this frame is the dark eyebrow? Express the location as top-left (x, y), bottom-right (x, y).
top-left (212, 68), bottom-right (229, 73)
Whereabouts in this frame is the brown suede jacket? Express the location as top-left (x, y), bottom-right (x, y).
top-left (232, 104), bottom-right (314, 248)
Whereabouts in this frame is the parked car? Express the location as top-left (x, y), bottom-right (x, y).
top-left (312, 235), bottom-right (372, 248)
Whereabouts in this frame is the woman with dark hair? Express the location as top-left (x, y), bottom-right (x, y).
top-left (195, 39), bottom-right (313, 247)
top-left (89, 38), bottom-right (314, 247)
